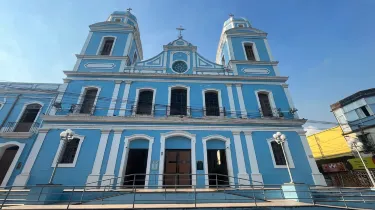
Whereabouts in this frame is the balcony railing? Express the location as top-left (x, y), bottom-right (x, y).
top-left (0, 122), bottom-right (40, 133)
top-left (69, 104), bottom-right (95, 115)
top-left (259, 108), bottom-right (284, 118)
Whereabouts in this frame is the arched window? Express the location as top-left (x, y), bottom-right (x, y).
top-left (99, 37), bottom-right (115, 55)
top-left (80, 88), bottom-right (98, 114)
top-left (60, 138), bottom-right (80, 164)
top-left (258, 92), bottom-right (273, 117)
top-left (14, 103), bottom-right (41, 132)
top-left (170, 88), bottom-right (187, 116)
top-left (0, 146), bottom-right (19, 185)
top-left (136, 90), bottom-right (154, 115)
top-left (205, 91), bottom-right (220, 116)
top-left (244, 43), bottom-right (256, 61)
top-left (270, 141), bottom-right (286, 165)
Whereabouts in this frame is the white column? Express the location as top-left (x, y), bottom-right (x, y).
top-left (124, 33), bottom-right (133, 56)
top-left (13, 129), bottom-right (49, 187)
top-left (232, 131), bottom-right (250, 186)
top-left (282, 84), bottom-right (299, 119)
top-left (102, 130), bottom-right (122, 186)
top-left (158, 135), bottom-right (166, 187)
top-left (119, 81), bottom-right (132, 116)
top-left (299, 132), bottom-right (326, 186)
top-left (236, 84), bottom-right (248, 118)
top-left (191, 137), bottom-right (197, 187)
top-left (86, 130), bottom-right (111, 186)
top-left (50, 79), bottom-right (70, 116)
top-left (244, 131), bottom-right (263, 185)
top-left (107, 81), bottom-right (122, 116)
top-left (226, 84), bottom-right (236, 118)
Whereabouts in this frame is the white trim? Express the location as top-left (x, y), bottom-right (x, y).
top-left (80, 32), bottom-right (93, 55)
top-left (202, 135), bottom-right (234, 187)
top-left (77, 86), bottom-right (102, 114)
top-left (50, 82), bottom-right (69, 115)
top-left (243, 132), bottom-right (263, 185)
top-left (117, 134), bottom-right (154, 188)
top-left (96, 36), bottom-right (117, 56)
top-left (51, 134), bottom-right (85, 168)
top-left (236, 84), bottom-right (247, 118)
top-left (73, 59), bottom-right (82, 72)
top-left (13, 131), bottom-right (48, 187)
top-left (298, 134), bottom-right (326, 186)
top-left (267, 138), bottom-right (295, 168)
top-left (282, 85), bottom-right (299, 119)
top-left (102, 131), bottom-right (122, 186)
top-left (167, 85), bottom-right (190, 116)
top-left (124, 33), bottom-right (133, 56)
top-left (263, 39), bottom-right (274, 61)
top-left (163, 51), bottom-right (168, 67)
top-left (227, 37), bottom-right (235, 60)
top-left (273, 65), bottom-right (280, 76)
top-left (226, 84), bottom-right (236, 118)
top-left (232, 132), bottom-right (250, 185)
top-left (14, 101), bottom-right (44, 132)
top-left (255, 90), bottom-right (277, 117)
top-left (86, 130), bottom-right (111, 186)
top-left (158, 131), bottom-right (196, 187)
top-left (242, 41), bottom-right (260, 61)
top-left (132, 88), bottom-right (156, 116)
top-left (0, 141), bottom-right (25, 187)
top-left (119, 81), bottom-right (132, 116)
top-left (0, 98), bottom-right (6, 110)
top-left (202, 89), bottom-right (223, 117)
top-left (132, 51), bottom-right (138, 65)
top-left (107, 82), bottom-right (122, 116)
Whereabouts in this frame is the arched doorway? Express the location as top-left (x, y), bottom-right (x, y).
top-left (0, 142), bottom-right (24, 187)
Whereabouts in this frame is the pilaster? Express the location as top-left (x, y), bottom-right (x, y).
top-left (102, 130), bottom-right (122, 186)
top-left (232, 131), bottom-right (250, 186)
top-left (235, 84), bottom-right (247, 118)
top-left (226, 84), bottom-right (236, 118)
top-left (244, 131), bottom-right (263, 185)
top-left (107, 81), bottom-right (122, 116)
top-left (119, 81), bottom-right (132, 116)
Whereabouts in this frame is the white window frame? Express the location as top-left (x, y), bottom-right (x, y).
top-left (0, 98), bottom-right (6, 110)
top-left (13, 101), bottom-right (44, 132)
top-left (202, 89), bottom-right (224, 117)
top-left (202, 135), bottom-right (234, 187)
top-left (76, 86), bottom-right (102, 115)
top-left (0, 141), bottom-right (25, 187)
top-left (255, 90), bottom-right (277, 117)
top-left (242, 41), bottom-right (260, 61)
top-left (51, 134), bottom-right (85, 168)
top-left (117, 134), bottom-right (154, 188)
top-left (267, 138), bottom-right (295, 168)
top-left (132, 88), bottom-right (156, 116)
top-left (96, 36), bottom-right (117, 56)
top-left (167, 85), bottom-right (190, 116)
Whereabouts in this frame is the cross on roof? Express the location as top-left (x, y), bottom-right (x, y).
top-left (176, 25), bottom-right (185, 38)
top-left (127, 8), bottom-right (132, 12)
top-left (229, 13), bottom-right (234, 18)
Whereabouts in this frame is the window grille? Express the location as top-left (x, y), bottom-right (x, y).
top-left (271, 141), bottom-right (286, 165)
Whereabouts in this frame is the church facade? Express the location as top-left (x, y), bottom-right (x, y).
top-left (1, 10), bottom-right (326, 188)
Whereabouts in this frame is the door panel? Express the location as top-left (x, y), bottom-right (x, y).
top-left (164, 150), bottom-right (191, 187)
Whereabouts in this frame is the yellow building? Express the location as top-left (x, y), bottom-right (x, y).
top-left (307, 126), bottom-right (352, 159)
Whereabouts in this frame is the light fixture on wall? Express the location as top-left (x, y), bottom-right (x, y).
top-left (48, 129), bottom-right (75, 184)
top-left (273, 132), bottom-right (294, 183)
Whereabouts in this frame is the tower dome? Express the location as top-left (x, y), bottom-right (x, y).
top-left (223, 15), bottom-right (252, 31)
top-left (107, 9), bottom-right (138, 27)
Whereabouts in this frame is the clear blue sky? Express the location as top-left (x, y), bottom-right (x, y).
top-left (1, 0), bottom-right (374, 125)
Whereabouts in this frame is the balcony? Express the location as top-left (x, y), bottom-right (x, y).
top-left (0, 122), bottom-right (40, 138)
top-left (348, 115), bottom-right (375, 132)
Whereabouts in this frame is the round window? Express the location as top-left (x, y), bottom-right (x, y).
top-left (172, 61), bottom-right (188, 73)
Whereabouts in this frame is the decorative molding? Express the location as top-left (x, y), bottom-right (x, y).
top-left (229, 60), bottom-right (279, 66)
top-left (242, 68), bottom-right (270, 74)
top-left (0, 132), bottom-right (34, 139)
top-left (51, 134), bottom-right (85, 168)
top-left (84, 63), bottom-right (116, 69)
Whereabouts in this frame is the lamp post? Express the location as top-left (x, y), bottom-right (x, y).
top-left (48, 129), bottom-right (75, 184)
top-left (350, 139), bottom-right (375, 188)
top-left (273, 132), bottom-right (294, 183)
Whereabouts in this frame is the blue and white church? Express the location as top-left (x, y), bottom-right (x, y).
top-left (0, 10), bottom-right (326, 189)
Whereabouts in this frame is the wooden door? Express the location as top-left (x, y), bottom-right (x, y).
top-left (164, 150), bottom-right (191, 187)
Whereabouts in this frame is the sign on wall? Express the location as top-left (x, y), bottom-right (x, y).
top-left (322, 162), bottom-right (347, 173)
top-left (347, 156), bottom-right (375, 170)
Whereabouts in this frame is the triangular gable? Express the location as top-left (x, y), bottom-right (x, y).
top-left (196, 53), bottom-right (223, 69)
top-left (135, 52), bottom-right (165, 68)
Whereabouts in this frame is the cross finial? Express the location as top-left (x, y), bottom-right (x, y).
top-left (229, 13), bottom-right (234, 18)
top-left (127, 8), bottom-right (132, 12)
top-left (176, 25), bottom-right (185, 39)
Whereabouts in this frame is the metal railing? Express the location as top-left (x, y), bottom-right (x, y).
top-left (0, 122), bottom-right (40, 133)
top-left (68, 104), bottom-right (95, 115)
top-left (1, 174), bottom-right (375, 209)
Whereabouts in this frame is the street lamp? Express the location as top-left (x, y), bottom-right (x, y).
top-left (48, 129), bottom-right (75, 184)
top-left (273, 132), bottom-right (294, 183)
top-left (349, 139), bottom-right (375, 188)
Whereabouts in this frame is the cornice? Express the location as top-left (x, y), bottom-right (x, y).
top-left (43, 115), bottom-right (307, 127)
top-left (163, 45), bottom-right (197, 52)
top-left (63, 71), bottom-right (289, 83)
top-left (76, 55), bottom-right (128, 60)
top-left (229, 60), bottom-right (279, 66)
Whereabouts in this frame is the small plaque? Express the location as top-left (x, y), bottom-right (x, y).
top-left (196, 161), bottom-right (204, 170)
top-left (151, 161), bottom-right (159, 170)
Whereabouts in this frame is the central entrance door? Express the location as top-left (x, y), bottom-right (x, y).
top-left (164, 150), bottom-right (191, 187)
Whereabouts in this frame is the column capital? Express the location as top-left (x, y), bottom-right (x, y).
top-left (243, 131), bottom-right (253, 135)
top-left (38, 128), bottom-right (50, 133)
top-left (281, 83), bottom-right (289, 88)
top-left (113, 129), bottom-right (123, 134)
top-left (232, 131), bottom-right (241, 135)
top-left (297, 131), bottom-right (307, 136)
top-left (115, 80), bottom-right (122, 84)
top-left (101, 129), bottom-right (112, 134)
top-left (63, 78), bottom-right (71, 83)
top-left (125, 80), bottom-right (132, 84)
top-left (226, 84), bottom-right (233, 87)
top-left (235, 84), bottom-right (242, 87)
